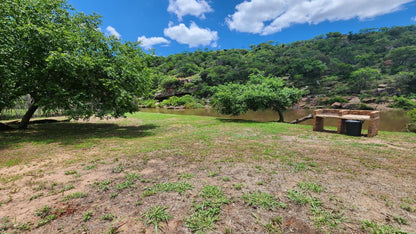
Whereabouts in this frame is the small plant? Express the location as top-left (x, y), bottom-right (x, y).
top-left (263, 216), bottom-right (282, 233)
top-left (242, 191), bottom-right (287, 210)
top-left (361, 220), bottom-right (406, 233)
top-left (83, 210), bottom-right (93, 222)
top-left (142, 205), bottom-right (172, 234)
top-left (286, 190), bottom-right (311, 205)
top-left (62, 192), bottom-right (88, 201)
top-left (185, 185), bottom-right (229, 232)
top-left (85, 165), bottom-right (96, 170)
top-left (112, 163), bottom-right (124, 173)
top-left (34, 205), bottom-right (56, 227)
top-left (101, 213), bottom-right (116, 221)
top-left (297, 181), bottom-right (323, 193)
top-left (208, 171), bottom-right (218, 177)
top-left (393, 215), bottom-right (409, 225)
top-left (64, 170), bottom-right (78, 175)
top-left (234, 184), bottom-right (243, 190)
top-left (29, 193), bottom-right (43, 201)
top-left (310, 206), bottom-right (345, 228)
top-left (141, 181), bottom-right (193, 197)
top-left (60, 184), bottom-right (75, 192)
top-left (178, 173), bottom-right (195, 179)
top-left (222, 177), bottom-right (231, 182)
top-left (110, 193), bottom-right (118, 199)
top-left (135, 200), bottom-right (143, 206)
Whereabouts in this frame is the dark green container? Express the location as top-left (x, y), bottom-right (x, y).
top-left (345, 120), bottom-right (363, 136)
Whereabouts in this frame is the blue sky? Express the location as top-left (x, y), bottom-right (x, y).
top-left (68, 0), bottom-right (416, 56)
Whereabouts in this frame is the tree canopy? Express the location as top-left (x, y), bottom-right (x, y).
top-left (212, 73), bottom-right (303, 122)
top-left (0, 0), bottom-right (151, 129)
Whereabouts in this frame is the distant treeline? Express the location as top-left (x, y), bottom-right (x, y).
top-left (147, 25), bottom-right (416, 99)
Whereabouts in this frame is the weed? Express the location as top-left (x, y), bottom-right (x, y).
top-left (115, 172), bottom-right (141, 190)
top-left (1, 216), bottom-right (11, 231)
top-left (110, 192), bottom-right (118, 199)
top-left (263, 216), bottom-right (282, 233)
top-left (242, 191), bottom-right (287, 210)
top-left (83, 210), bottom-right (93, 222)
top-left (257, 181), bottom-right (264, 185)
top-left (34, 205), bottom-right (56, 227)
top-left (136, 200), bottom-right (143, 206)
top-left (222, 177), bottom-right (231, 182)
top-left (29, 193), bottom-right (43, 201)
top-left (361, 220), bottom-right (407, 234)
top-left (400, 203), bottom-right (414, 212)
top-left (310, 206), bottom-right (345, 228)
top-left (208, 171), bottom-right (218, 177)
top-left (112, 163), bottom-right (124, 173)
top-left (297, 181), bottom-right (323, 193)
top-left (393, 215), bottom-right (409, 225)
top-left (179, 173), bottom-right (195, 179)
top-left (14, 222), bottom-right (32, 230)
top-left (62, 192), bottom-right (88, 201)
top-left (286, 190), bottom-right (311, 205)
top-left (64, 170), bottom-right (78, 175)
top-left (234, 184), bottom-right (243, 190)
top-left (85, 165), bottom-right (96, 170)
top-left (142, 205), bottom-right (172, 234)
top-left (294, 162), bottom-right (309, 172)
top-left (185, 185), bottom-right (229, 232)
top-left (141, 181), bottom-right (193, 197)
top-left (60, 184), bottom-right (75, 192)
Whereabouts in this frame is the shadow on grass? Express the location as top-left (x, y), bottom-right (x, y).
top-left (0, 122), bottom-right (159, 150)
top-left (217, 118), bottom-right (261, 124)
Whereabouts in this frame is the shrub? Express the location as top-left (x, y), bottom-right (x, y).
top-left (390, 96), bottom-right (416, 110)
top-left (320, 96), bottom-right (348, 105)
top-left (160, 77), bottom-right (180, 89)
top-left (408, 108), bottom-right (416, 121)
top-left (160, 95), bottom-right (202, 108)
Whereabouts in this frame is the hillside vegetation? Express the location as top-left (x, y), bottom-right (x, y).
top-left (148, 25), bottom-right (416, 99)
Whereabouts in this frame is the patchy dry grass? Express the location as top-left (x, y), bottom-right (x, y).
top-left (0, 112), bottom-right (415, 233)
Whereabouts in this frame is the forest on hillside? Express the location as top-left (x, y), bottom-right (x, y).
top-left (147, 25), bottom-right (416, 100)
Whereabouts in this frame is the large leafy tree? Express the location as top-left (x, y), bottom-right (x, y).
top-left (212, 73), bottom-right (303, 122)
top-left (0, 0), bottom-right (151, 129)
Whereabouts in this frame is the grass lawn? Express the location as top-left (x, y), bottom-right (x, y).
top-left (0, 112), bottom-right (415, 233)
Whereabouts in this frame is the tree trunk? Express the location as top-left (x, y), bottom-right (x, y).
top-left (18, 103), bottom-right (38, 129)
top-left (277, 109), bottom-right (284, 122)
top-left (290, 114), bottom-right (313, 124)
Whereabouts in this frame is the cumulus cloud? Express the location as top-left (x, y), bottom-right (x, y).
top-left (164, 22), bottom-right (218, 48)
top-left (168, 0), bottom-right (213, 20)
top-left (105, 26), bottom-right (121, 39)
top-left (226, 0), bottom-right (414, 35)
top-left (138, 36), bottom-right (170, 49)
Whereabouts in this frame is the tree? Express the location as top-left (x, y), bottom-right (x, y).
top-left (1, 0), bottom-right (151, 129)
top-left (212, 73), bottom-right (303, 122)
top-left (349, 67), bottom-right (380, 93)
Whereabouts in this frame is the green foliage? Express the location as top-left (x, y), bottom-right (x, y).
top-left (185, 185), bottom-right (229, 232)
top-left (212, 73), bottom-right (303, 122)
top-left (142, 181), bottom-right (193, 197)
top-left (242, 191), bottom-right (287, 210)
top-left (0, 0), bottom-right (152, 128)
top-left (408, 108), bottom-right (416, 121)
top-left (320, 96), bottom-right (348, 105)
top-left (160, 77), bottom-right (181, 89)
top-left (349, 67), bottom-right (380, 93)
top-left (159, 95), bottom-right (202, 108)
top-left (361, 220), bottom-right (407, 234)
top-left (142, 205), bottom-right (172, 234)
top-left (390, 96), bottom-right (416, 110)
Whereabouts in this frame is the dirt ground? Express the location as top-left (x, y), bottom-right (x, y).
top-left (0, 113), bottom-right (415, 233)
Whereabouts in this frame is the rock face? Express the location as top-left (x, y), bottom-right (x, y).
top-left (331, 102), bottom-right (342, 109)
top-left (348, 97), bottom-right (361, 105)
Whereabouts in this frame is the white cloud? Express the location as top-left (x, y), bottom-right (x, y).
top-left (412, 16), bottom-right (416, 21)
top-left (168, 0), bottom-right (213, 20)
top-left (138, 36), bottom-right (170, 49)
top-left (105, 26), bottom-right (121, 39)
top-left (226, 0), bottom-right (414, 35)
top-left (164, 22), bottom-right (218, 48)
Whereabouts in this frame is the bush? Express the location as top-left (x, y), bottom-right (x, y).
top-left (320, 96), bottom-right (348, 105)
top-left (160, 95), bottom-right (202, 108)
top-left (408, 108), bottom-right (416, 121)
top-left (390, 96), bottom-right (416, 110)
top-left (160, 77), bottom-right (180, 89)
